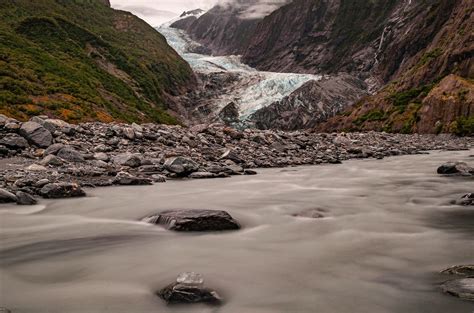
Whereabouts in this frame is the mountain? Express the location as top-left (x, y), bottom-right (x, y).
top-left (176, 0), bottom-right (473, 134)
top-left (0, 0), bottom-right (195, 124)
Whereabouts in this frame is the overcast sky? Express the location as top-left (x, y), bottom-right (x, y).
top-left (110, 0), bottom-right (217, 26)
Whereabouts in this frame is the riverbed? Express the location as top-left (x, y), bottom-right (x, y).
top-left (0, 150), bottom-right (473, 312)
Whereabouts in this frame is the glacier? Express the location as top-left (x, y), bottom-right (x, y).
top-left (157, 24), bottom-right (322, 121)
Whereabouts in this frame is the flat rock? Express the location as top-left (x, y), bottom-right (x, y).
top-left (188, 171), bottom-right (218, 179)
top-left (164, 156), bottom-right (199, 175)
top-left (442, 265), bottom-right (474, 277)
top-left (142, 209), bottom-right (240, 231)
top-left (440, 278), bottom-right (474, 301)
top-left (113, 153), bottom-right (142, 167)
top-left (40, 183), bottom-right (86, 199)
top-left (0, 188), bottom-right (17, 203)
top-left (19, 121), bottom-right (53, 148)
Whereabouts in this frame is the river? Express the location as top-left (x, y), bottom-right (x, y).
top-left (0, 150), bottom-right (473, 312)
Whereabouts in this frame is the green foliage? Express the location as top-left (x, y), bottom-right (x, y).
top-left (353, 109), bottom-right (387, 125)
top-left (388, 84), bottom-right (434, 113)
top-left (418, 48), bottom-right (443, 66)
top-left (0, 0), bottom-right (193, 123)
top-left (452, 116), bottom-right (474, 136)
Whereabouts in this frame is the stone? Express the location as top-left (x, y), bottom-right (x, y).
top-left (142, 209), bottom-right (240, 231)
top-left (113, 153), bottom-right (142, 167)
top-left (39, 154), bottom-right (64, 166)
top-left (26, 164), bottom-right (48, 172)
top-left (164, 156), bottom-right (199, 176)
top-left (40, 183), bottom-right (86, 198)
top-left (34, 179), bottom-right (50, 188)
top-left (158, 272), bottom-right (222, 305)
top-left (442, 265), bottom-right (474, 277)
top-left (112, 172), bottom-right (152, 185)
top-left (122, 128), bottom-right (135, 140)
top-left (56, 147), bottom-right (85, 163)
top-left (43, 143), bottom-right (64, 156)
top-left (0, 188), bottom-right (17, 203)
top-left (244, 169), bottom-right (257, 175)
top-left (454, 193), bottom-right (474, 206)
top-left (93, 152), bottom-right (110, 162)
top-left (188, 172), bottom-right (218, 179)
top-left (151, 174), bottom-right (167, 183)
top-left (440, 278), bottom-right (474, 301)
top-left (19, 121), bottom-right (53, 148)
top-left (0, 133), bottom-right (29, 150)
top-left (437, 162), bottom-right (474, 176)
top-left (16, 191), bottom-right (37, 205)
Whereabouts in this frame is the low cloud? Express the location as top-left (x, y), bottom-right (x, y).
top-left (215, 0), bottom-right (290, 19)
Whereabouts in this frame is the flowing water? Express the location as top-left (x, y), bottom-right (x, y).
top-left (1, 150), bottom-right (473, 313)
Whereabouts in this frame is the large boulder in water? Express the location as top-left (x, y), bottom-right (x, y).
top-left (142, 209), bottom-right (240, 231)
top-left (442, 265), bottom-right (474, 277)
top-left (40, 183), bottom-right (86, 199)
top-left (164, 156), bottom-right (199, 176)
top-left (158, 272), bottom-right (222, 305)
top-left (454, 193), bottom-right (474, 206)
top-left (440, 278), bottom-right (474, 301)
top-left (19, 121), bottom-right (52, 148)
top-left (437, 162), bottom-right (474, 176)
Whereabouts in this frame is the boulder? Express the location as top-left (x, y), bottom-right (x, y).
top-left (0, 133), bottom-right (29, 150)
top-left (122, 128), bottom-right (135, 140)
top-left (437, 162), bottom-right (474, 176)
top-left (40, 183), bottom-right (86, 198)
top-left (440, 278), bottom-right (474, 301)
top-left (0, 188), bottom-right (17, 203)
top-left (93, 152), bottom-right (110, 162)
top-left (16, 191), bottom-right (37, 205)
top-left (442, 265), bottom-right (474, 277)
top-left (244, 169), bottom-right (257, 175)
top-left (164, 157), bottom-right (199, 176)
top-left (43, 143), bottom-right (64, 156)
top-left (113, 153), bottom-right (142, 168)
top-left (56, 147), bottom-right (85, 163)
top-left (112, 172), bottom-right (152, 185)
top-left (454, 193), bottom-right (474, 206)
top-left (19, 121), bottom-right (52, 148)
top-left (158, 272), bottom-right (222, 305)
top-left (26, 164), bottom-right (48, 172)
top-left (142, 209), bottom-right (240, 231)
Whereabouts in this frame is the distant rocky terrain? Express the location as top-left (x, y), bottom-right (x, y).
top-left (1, 114), bottom-right (472, 204)
top-left (173, 0), bottom-right (473, 134)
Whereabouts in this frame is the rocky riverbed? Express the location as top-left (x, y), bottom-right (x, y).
top-left (0, 114), bottom-right (473, 204)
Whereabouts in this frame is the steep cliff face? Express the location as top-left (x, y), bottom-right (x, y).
top-left (171, 0), bottom-right (263, 55)
top-left (319, 0), bottom-right (473, 134)
top-left (0, 0), bottom-right (195, 124)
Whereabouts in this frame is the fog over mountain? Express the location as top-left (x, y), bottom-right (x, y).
top-left (110, 0), bottom-right (289, 25)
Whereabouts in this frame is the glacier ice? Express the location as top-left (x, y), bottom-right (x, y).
top-left (157, 25), bottom-right (322, 120)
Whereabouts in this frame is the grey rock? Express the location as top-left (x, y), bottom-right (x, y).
top-left (34, 179), bottom-right (50, 188)
top-left (440, 278), bottom-right (474, 301)
top-left (40, 183), bottom-right (86, 198)
top-left (16, 191), bottom-right (37, 205)
top-left (454, 193), bottom-right (474, 206)
top-left (44, 143), bottom-right (65, 156)
top-left (442, 265), bottom-right (474, 277)
top-left (93, 152), bottom-right (110, 162)
top-left (113, 153), bottom-right (142, 167)
top-left (158, 282), bottom-right (222, 305)
top-left (0, 188), bottom-right (17, 203)
top-left (112, 172), bottom-right (152, 185)
top-left (437, 162), bottom-right (474, 176)
top-left (292, 208), bottom-right (325, 218)
top-left (188, 171), bottom-right (218, 179)
top-left (151, 174), bottom-right (167, 183)
top-left (0, 133), bottom-right (29, 150)
top-left (164, 156), bottom-right (199, 175)
top-left (122, 128), bottom-right (135, 140)
top-left (57, 147), bottom-right (85, 163)
top-left (40, 154), bottom-right (64, 166)
top-left (142, 209), bottom-right (240, 231)
top-left (19, 121), bottom-right (53, 148)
